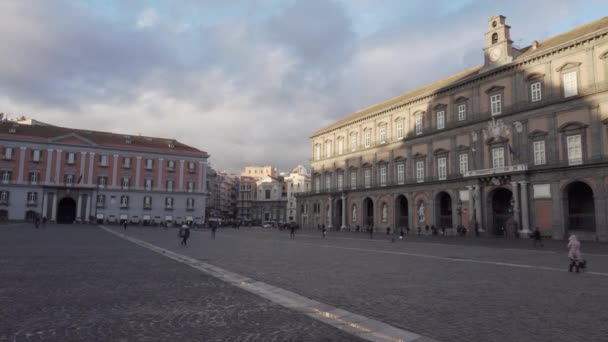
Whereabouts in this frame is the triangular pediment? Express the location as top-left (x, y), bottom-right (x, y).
top-left (485, 85), bottom-right (505, 94)
top-left (600, 50), bottom-right (608, 60)
top-left (48, 133), bottom-right (98, 146)
top-left (454, 96), bottom-right (468, 103)
top-left (556, 62), bottom-right (581, 72)
top-left (528, 129), bottom-right (548, 138)
top-left (456, 144), bottom-right (470, 150)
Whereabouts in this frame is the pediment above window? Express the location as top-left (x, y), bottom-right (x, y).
top-left (48, 133), bottom-right (98, 147)
top-left (394, 116), bottom-right (404, 122)
top-left (454, 96), bottom-right (468, 103)
top-left (525, 73), bottom-right (545, 81)
top-left (485, 136), bottom-right (509, 145)
top-left (485, 85), bottom-right (505, 94)
top-left (600, 50), bottom-right (608, 60)
top-left (335, 168), bottom-right (344, 172)
top-left (433, 148), bottom-right (449, 156)
top-left (528, 129), bottom-right (548, 138)
top-left (433, 103), bottom-right (447, 110)
top-left (377, 121), bottom-right (388, 127)
top-left (413, 152), bottom-right (426, 159)
top-left (456, 144), bottom-right (470, 151)
top-left (412, 110), bottom-right (425, 117)
top-left (556, 62), bottom-right (581, 72)
top-left (394, 155), bottom-right (406, 162)
top-left (361, 162), bottom-right (373, 168)
top-left (376, 159), bottom-right (388, 165)
top-left (559, 121), bottom-right (587, 132)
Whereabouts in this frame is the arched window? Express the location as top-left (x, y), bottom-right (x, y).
top-left (492, 33), bottom-right (498, 44)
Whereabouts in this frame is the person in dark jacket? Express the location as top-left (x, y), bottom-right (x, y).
top-left (322, 225), bottom-right (327, 238)
top-left (532, 227), bottom-right (543, 247)
top-left (180, 227), bottom-right (191, 246)
top-left (399, 228), bottom-right (404, 240)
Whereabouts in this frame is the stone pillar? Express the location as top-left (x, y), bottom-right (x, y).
top-left (80, 152), bottom-right (86, 183)
top-left (327, 197), bottom-right (333, 228)
top-left (467, 186), bottom-right (475, 224)
top-left (55, 150), bottom-right (62, 184)
top-left (18, 146), bottom-right (26, 184)
top-left (179, 160), bottom-right (185, 191)
top-left (341, 194), bottom-right (347, 229)
top-left (158, 158), bottom-right (164, 191)
top-left (551, 182), bottom-right (564, 240)
top-left (42, 192), bottom-right (48, 218)
top-left (594, 182), bottom-right (608, 242)
top-left (520, 181), bottom-right (531, 234)
top-left (51, 193), bottom-right (57, 222)
top-left (85, 194), bottom-right (91, 222)
top-left (45, 149), bottom-right (54, 184)
top-left (475, 186), bottom-right (483, 232)
top-left (76, 194), bottom-right (82, 222)
top-left (88, 152), bottom-right (95, 185)
top-left (511, 181), bottom-right (520, 229)
top-left (135, 156), bottom-right (142, 189)
top-left (112, 154), bottom-right (119, 187)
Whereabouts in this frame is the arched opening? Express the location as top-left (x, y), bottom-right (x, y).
top-left (363, 197), bottom-right (374, 228)
top-left (395, 195), bottom-right (408, 229)
top-left (564, 181), bottom-right (596, 232)
top-left (57, 197), bottom-right (77, 224)
top-left (492, 33), bottom-right (498, 44)
top-left (334, 198), bottom-right (343, 228)
top-left (490, 188), bottom-right (513, 235)
top-left (0, 209), bottom-right (8, 222)
top-left (25, 210), bottom-right (38, 221)
top-left (436, 192), bottom-right (453, 228)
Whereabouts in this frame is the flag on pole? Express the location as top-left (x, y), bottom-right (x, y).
top-left (77, 174), bottom-right (83, 184)
top-left (508, 143), bottom-right (517, 157)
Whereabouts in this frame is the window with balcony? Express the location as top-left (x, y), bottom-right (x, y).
top-left (459, 154), bottom-right (468, 174)
top-left (186, 198), bottom-right (195, 210)
top-left (567, 135), bottom-right (582, 166)
top-left (3, 147), bottom-right (13, 160)
top-left (1, 171), bottom-right (11, 184)
top-left (337, 138), bottom-right (344, 155)
top-left (29, 172), bottom-right (39, 185)
top-left (315, 144), bottom-right (322, 160)
top-left (143, 196), bottom-right (152, 209)
top-left (188, 161), bottom-right (196, 172)
top-left (396, 121), bottom-right (404, 139)
top-left (416, 161), bottom-right (424, 183)
top-left (144, 179), bottom-right (153, 191)
top-left (437, 157), bottom-right (447, 180)
top-left (31, 149), bottom-right (41, 162)
top-left (492, 148), bottom-right (505, 168)
top-left (458, 104), bottom-right (467, 121)
top-left (490, 94), bottom-right (502, 116)
top-left (364, 169), bottom-right (371, 188)
top-left (563, 71), bottom-right (578, 97)
top-left (97, 176), bottom-right (107, 187)
top-left (397, 163), bottom-right (405, 184)
top-left (315, 177), bottom-right (320, 193)
top-left (350, 171), bottom-right (357, 190)
top-left (531, 82), bottom-right (542, 102)
top-left (350, 135), bottom-right (357, 152)
top-left (533, 141), bottom-right (546, 165)
top-left (0, 191), bottom-right (9, 204)
top-left (379, 125), bottom-right (387, 144)
top-left (27, 192), bottom-right (37, 205)
top-left (66, 152), bottom-right (76, 164)
top-left (436, 111), bottom-right (445, 130)
top-left (379, 166), bottom-right (387, 186)
top-left (415, 115), bottom-right (423, 135)
top-left (123, 157), bottom-right (131, 168)
top-left (337, 173), bottom-right (343, 190)
top-left (167, 160), bottom-right (176, 170)
top-left (64, 174), bottom-right (74, 186)
top-left (166, 180), bottom-right (174, 192)
top-left (99, 155), bottom-right (109, 166)
top-left (187, 181), bottom-right (195, 193)
top-left (165, 197), bottom-right (174, 209)
top-left (325, 174), bottom-right (331, 190)
top-left (121, 177), bottom-right (130, 190)
top-left (96, 194), bottom-right (105, 207)
top-left (364, 130), bottom-right (371, 147)
top-left (325, 141), bottom-right (331, 158)
top-left (145, 158), bottom-right (154, 170)
top-left (120, 195), bottom-right (129, 208)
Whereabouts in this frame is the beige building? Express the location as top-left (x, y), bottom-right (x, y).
top-left (298, 15), bottom-right (608, 241)
top-left (285, 165), bottom-right (311, 222)
top-left (241, 166), bottom-right (276, 180)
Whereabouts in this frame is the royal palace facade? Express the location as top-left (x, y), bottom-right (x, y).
top-left (297, 15), bottom-right (608, 241)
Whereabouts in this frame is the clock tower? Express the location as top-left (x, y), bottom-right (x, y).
top-left (483, 15), bottom-right (514, 70)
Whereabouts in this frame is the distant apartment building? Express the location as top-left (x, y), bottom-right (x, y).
top-left (206, 167), bottom-right (238, 220)
top-left (237, 176), bottom-right (257, 221)
top-left (0, 121), bottom-right (208, 225)
top-left (284, 165), bottom-right (311, 222)
top-left (241, 166), bottom-right (276, 180)
top-left (252, 175), bottom-right (287, 222)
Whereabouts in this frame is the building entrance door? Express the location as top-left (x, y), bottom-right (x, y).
top-left (57, 197), bottom-right (77, 224)
top-left (491, 188), bottom-right (512, 236)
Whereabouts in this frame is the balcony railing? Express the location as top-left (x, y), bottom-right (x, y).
top-left (463, 164), bottom-right (527, 177)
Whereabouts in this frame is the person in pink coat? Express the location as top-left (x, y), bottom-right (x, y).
top-left (567, 234), bottom-right (582, 273)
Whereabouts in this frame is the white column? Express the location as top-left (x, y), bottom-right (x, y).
top-left (85, 194), bottom-right (91, 222)
top-left (520, 181), bottom-right (531, 233)
top-left (45, 149), bottom-right (54, 184)
top-left (76, 194), bottom-right (82, 221)
top-left (18, 147), bottom-right (26, 184)
top-left (112, 154), bottom-right (119, 187)
top-left (42, 192), bottom-right (48, 218)
top-left (55, 150), bottom-right (62, 184)
top-left (135, 156), bottom-right (142, 189)
top-left (79, 152), bottom-right (86, 184)
top-left (341, 194), bottom-right (347, 229)
top-left (87, 152), bottom-right (95, 185)
top-left (51, 193), bottom-right (58, 222)
top-left (157, 158), bottom-right (164, 190)
top-left (179, 160), bottom-right (185, 191)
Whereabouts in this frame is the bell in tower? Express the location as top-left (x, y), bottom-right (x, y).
top-left (482, 15), bottom-right (514, 70)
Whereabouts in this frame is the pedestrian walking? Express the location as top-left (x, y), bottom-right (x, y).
top-left (42, 216), bottom-right (47, 228)
top-left (386, 227), bottom-right (391, 235)
top-left (290, 223), bottom-right (296, 239)
top-left (417, 226), bottom-right (421, 235)
top-left (123, 221), bottom-right (128, 230)
top-left (211, 225), bottom-right (217, 239)
top-left (532, 227), bottom-right (543, 247)
top-left (34, 215), bottom-right (40, 229)
top-left (322, 225), bottom-right (327, 238)
top-left (399, 228), bottom-right (404, 240)
top-left (425, 225), bottom-right (430, 235)
top-left (179, 226), bottom-right (190, 246)
top-left (441, 226), bottom-right (446, 236)
top-left (567, 235), bottom-right (582, 273)
top-left (405, 226), bottom-right (410, 235)
top-left (369, 226), bottom-right (374, 239)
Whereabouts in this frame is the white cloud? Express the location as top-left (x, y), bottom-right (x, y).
top-left (136, 8), bottom-right (159, 29)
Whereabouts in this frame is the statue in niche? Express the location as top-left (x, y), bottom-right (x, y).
top-left (418, 202), bottom-right (426, 223)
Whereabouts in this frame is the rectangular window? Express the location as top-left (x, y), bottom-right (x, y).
top-left (97, 176), bottom-right (107, 187)
top-left (379, 166), bottom-right (387, 186)
top-left (1, 171), bottom-right (11, 184)
top-left (187, 181), bottom-right (195, 192)
top-left (325, 142), bottom-right (331, 158)
top-left (315, 144), bottom-right (321, 160)
top-left (492, 148), bottom-right (505, 168)
top-left (364, 131), bottom-right (371, 147)
top-left (121, 177), bottom-right (130, 190)
top-left (325, 174), bottom-right (331, 190)
top-left (165, 197), bottom-right (174, 209)
top-left (415, 116), bottom-right (423, 135)
top-left (350, 171), bottom-right (357, 190)
top-left (167, 160), bottom-right (175, 170)
top-left (350, 135), bottom-right (357, 152)
top-left (533, 141), bottom-right (546, 165)
top-left (563, 71), bottom-right (578, 97)
top-left (436, 111), bottom-right (445, 130)
top-left (0, 191), bottom-right (9, 204)
top-left (145, 159), bottom-right (154, 170)
top-left (364, 169), bottom-right (371, 188)
top-left (166, 180), bottom-right (174, 191)
top-left (458, 104), bottom-right (466, 121)
top-left (123, 157), bottom-right (131, 168)
top-left (379, 126), bottom-right (387, 143)
top-left (66, 152), bottom-right (76, 164)
top-left (64, 174), bottom-right (74, 185)
top-left (396, 121), bottom-right (404, 139)
top-left (3, 147), bottom-right (13, 160)
top-left (99, 155), bottom-right (108, 166)
top-left (416, 161), bottom-right (424, 183)
top-left (27, 192), bottom-right (37, 204)
top-left (490, 94), bottom-right (502, 116)
top-left (438, 157), bottom-right (447, 180)
top-left (31, 149), bottom-right (41, 162)
top-left (459, 154), bottom-right (468, 174)
top-left (96, 195), bottom-right (105, 207)
top-left (338, 138), bottom-right (344, 155)
top-left (144, 179), bottom-right (153, 191)
top-left (120, 195), bottom-right (129, 208)
top-left (315, 177), bottom-right (320, 193)
top-left (29, 172), bottom-right (39, 185)
top-left (188, 161), bottom-right (196, 172)
top-left (531, 82), bottom-right (542, 102)
top-left (143, 196), bottom-right (152, 209)
top-left (397, 163), bottom-right (405, 184)
top-left (265, 189), bottom-right (271, 199)
top-left (567, 135), bottom-right (582, 166)
top-left (186, 198), bottom-right (195, 209)
top-left (337, 173), bottom-right (343, 190)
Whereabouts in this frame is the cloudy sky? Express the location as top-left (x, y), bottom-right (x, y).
top-left (1, 0), bottom-right (606, 173)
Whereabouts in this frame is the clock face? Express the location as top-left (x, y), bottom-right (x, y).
top-left (489, 47), bottom-right (502, 62)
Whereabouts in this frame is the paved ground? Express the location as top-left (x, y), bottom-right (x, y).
top-left (116, 226), bottom-right (608, 342)
top-left (0, 224), bottom-right (364, 342)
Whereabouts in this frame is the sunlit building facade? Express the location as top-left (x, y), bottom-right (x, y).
top-left (298, 15), bottom-right (608, 241)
